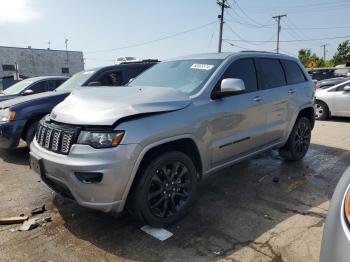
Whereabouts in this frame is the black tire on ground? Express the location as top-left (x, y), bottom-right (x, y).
top-left (128, 151), bottom-right (197, 227)
top-left (279, 117), bottom-right (312, 162)
top-left (314, 100), bottom-right (329, 120)
top-left (25, 121), bottom-right (39, 146)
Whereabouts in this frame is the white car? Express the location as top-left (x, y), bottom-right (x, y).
top-left (315, 79), bottom-right (350, 120)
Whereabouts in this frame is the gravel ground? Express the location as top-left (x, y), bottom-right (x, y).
top-left (0, 118), bottom-right (350, 262)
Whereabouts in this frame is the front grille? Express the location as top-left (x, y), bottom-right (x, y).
top-left (36, 120), bottom-right (79, 155)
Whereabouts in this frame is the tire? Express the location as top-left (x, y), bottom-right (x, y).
top-left (314, 101), bottom-right (329, 120)
top-left (128, 151), bottom-right (197, 227)
top-left (279, 117), bottom-right (311, 162)
top-left (25, 121), bottom-right (39, 146)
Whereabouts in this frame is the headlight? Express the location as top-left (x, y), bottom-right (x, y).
top-left (344, 187), bottom-right (350, 224)
top-left (0, 108), bottom-right (16, 122)
top-left (77, 131), bottom-right (124, 148)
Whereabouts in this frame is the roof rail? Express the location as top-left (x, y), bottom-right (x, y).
top-left (120, 59), bottom-right (160, 64)
top-left (239, 50), bottom-right (276, 54)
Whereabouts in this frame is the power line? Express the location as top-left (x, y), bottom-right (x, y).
top-left (224, 35), bottom-right (350, 43)
top-left (86, 21), bottom-right (217, 54)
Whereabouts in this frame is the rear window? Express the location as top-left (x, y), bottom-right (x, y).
top-left (281, 60), bottom-right (306, 85)
top-left (256, 58), bottom-right (286, 89)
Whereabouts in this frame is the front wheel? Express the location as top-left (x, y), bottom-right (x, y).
top-left (128, 151), bottom-right (197, 227)
top-left (25, 121), bottom-right (39, 146)
top-left (279, 117), bottom-right (311, 161)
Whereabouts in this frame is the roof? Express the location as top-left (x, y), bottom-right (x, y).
top-left (87, 60), bottom-right (159, 72)
top-left (171, 51), bottom-right (295, 61)
top-left (24, 76), bottom-right (69, 81)
top-left (0, 45), bottom-right (83, 54)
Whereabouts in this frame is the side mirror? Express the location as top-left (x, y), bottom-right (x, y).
top-left (213, 78), bottom-right (245, 99)
top-left (344, 85), bottom-right (350, 92)
top-left (22, 89), bottom-right (34, 96)
top-left (87, 81), bottom-right (102, 87)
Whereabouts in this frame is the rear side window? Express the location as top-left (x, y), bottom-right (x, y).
top-left (222, 58), bottom-right (258, 93)
top-left (256, 58), bottom-right (286, 90)
top-left (281, 60), bottom-right (306, 85)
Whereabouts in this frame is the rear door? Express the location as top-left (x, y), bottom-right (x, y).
top-left (208, 58), bottom-right (268, 167)
top-left (255, 58), bottom-right (289, 144)
top-left (332, 82), bottom-right (350, 116)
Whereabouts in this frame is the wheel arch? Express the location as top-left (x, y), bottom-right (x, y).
top-left (122, 135), bottom-right (203, 209)
top-left (296, 106), bottom-right (316, 129)
top-left (21, 114), bottom-right (46, 141)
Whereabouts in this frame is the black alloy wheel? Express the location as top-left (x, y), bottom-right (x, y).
top-left (279, 117), bottom-right (311, 161)
top-left (128, 151), bottom-right (197, 227)
top-left (148, 161), bottom-right (192, 219)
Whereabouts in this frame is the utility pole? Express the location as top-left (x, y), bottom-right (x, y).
top-left (65, 38), bottom-right (69, 67)
top-left (217, 0), bottom-right (230, 53)
top-left (47, 41), bottom-right (51, 50)
top-left (321, 43), bottom-right (328, 61)
top-left (272, 14), bottom-right (287, 53)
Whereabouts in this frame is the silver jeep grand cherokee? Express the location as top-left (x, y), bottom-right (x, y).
top-left (30, 52), bottom-right (315, 227)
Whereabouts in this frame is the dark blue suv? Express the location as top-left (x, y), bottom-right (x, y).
top-left (0, 61), bottom-right (158, 149)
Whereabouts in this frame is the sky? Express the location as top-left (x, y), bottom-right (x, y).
top-left (0, 0), bottom-right (349, 69)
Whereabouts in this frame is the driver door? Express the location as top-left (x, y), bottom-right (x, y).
top-left (207, 58), bottom-right (268, 167)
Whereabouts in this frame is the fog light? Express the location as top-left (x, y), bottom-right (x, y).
top-left (74, 172), bottom-right (103, 184)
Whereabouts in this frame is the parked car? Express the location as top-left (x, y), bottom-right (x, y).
top-left (314, 79), bottom-right (350, 120)
top-left (0, 61), bottom-right (158, 149)
top-left (308, 67), bottom-right (350, 81)
top-left (30, 52), bottom-right (315, 227)
top-left (316, 77), bottom-right (350, 90)
top-left (320, 166), bottom-right (350, 262)
top-left (0, 76), bottom-right (67, 102)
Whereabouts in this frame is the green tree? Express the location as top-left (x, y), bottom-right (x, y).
top-left (298, 48), bottom-right (323, 67)
top-left (333, 40), bottom-right (350, 65)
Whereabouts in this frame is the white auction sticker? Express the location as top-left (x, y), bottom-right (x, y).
top-left (190, 64), bottom-right (214, 70)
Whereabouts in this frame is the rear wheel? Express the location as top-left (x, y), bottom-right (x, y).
top-left (25, 121), bottom-right (39, 146)
top-left (128, 151), bottom-right (197, 227)
top-left (314, 101), bottom-right (329, 120)
top-left (279, 117), bottom-right (311, 161)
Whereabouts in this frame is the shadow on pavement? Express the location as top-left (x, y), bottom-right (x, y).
top-left (0, 146), bottom-right (29, 166)
top-left (52, 143), bottom-right (350, 261)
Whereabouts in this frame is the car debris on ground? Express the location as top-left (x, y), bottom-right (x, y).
top-left (0, 216), bottom-right (29, 225)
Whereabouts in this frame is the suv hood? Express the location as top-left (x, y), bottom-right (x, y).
top-left (0, 91), bottom-right (68, 109)
top-left (51, 86), bottom-right (191, 126)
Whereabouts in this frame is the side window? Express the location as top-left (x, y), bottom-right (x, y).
top-left (29, 81), bottom-right (49, 93)
top-left (281, 60), bottom-right (306, 85)
top-left (47, 80), bottom-right (58, 91)
top-left (96, 71), bottom-right (123, 86)
top-left (56, 79), bottom-right (66, 87)
top-left (257, 58), bottom-right (286, 90)
top-left (221, 58), bottom-right (258, 93)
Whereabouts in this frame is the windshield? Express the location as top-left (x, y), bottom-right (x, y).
top-left (128, 59), bottom-right (222, 95)
top-left (2, 80), bottom-right (33, 95)
top-left (55, 70), bottom-right (95, 92)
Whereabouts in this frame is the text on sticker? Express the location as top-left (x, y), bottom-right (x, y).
top-left (190, 64), bottom-right (214, 70)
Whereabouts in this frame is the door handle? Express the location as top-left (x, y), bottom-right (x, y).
top-left (253, 96), bottom-right (263, 102)
top-left (288, 89), bottom-right (296, 94)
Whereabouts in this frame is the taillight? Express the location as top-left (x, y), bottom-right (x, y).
top-left (344, 188), bottom-right (350, 223)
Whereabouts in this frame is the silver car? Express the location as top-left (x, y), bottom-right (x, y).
top-left (320, 167), bottom-right (350, 262)
top-left (29, 52), bottom-right (315, 226)
top-left (315, 79), bottom-right (350, 120)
